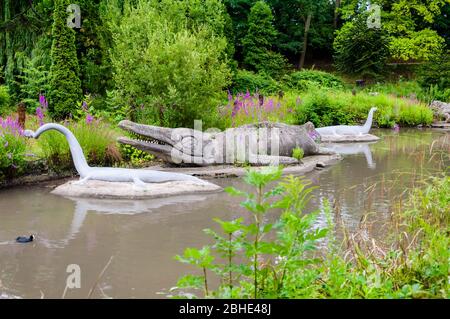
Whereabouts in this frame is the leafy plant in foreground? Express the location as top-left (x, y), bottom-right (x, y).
top-left (171, 166), bottom-right (329, 298)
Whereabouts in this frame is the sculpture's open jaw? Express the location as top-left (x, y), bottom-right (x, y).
top-left (117, 120), bottom-right (175, 158)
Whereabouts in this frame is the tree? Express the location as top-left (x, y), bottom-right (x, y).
top-left (48, 0), bottom-right (82, 119)
top-left (268, 0), bottom-right (335, 65)
top-left (333, 12), bottom-right (390, 77)
top-left (339, 0), bottom-right (449, 62)
top-left (109, 0), bottom-right (231, 128)
top-left (242, 1), bottom-right (287, 78)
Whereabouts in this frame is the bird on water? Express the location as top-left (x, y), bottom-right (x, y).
top-left (16, 235), bottom-right (35, 243)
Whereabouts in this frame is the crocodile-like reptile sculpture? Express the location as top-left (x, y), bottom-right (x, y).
top-left (24, 123), bottom-right (206, 185)
top-left (118, 121), bottom-right (333, 166)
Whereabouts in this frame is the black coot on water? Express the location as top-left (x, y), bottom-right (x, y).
top-left (16, 235), bottom-right (35, 243)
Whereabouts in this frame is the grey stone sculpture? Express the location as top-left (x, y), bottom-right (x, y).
top-left (118, 121), bottom-right (333, 166)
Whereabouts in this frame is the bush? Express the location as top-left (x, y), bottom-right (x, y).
top-left (389, 29), bottom-right (445, 62)
top-left (222, 91), bottom-right (296, 127)
top-left (38, 119), bottom-right (121, 172)
top-left (417, 53), bottom-right (450, 102)
top-left (0, 117), bottom-right (26, 180)
top-left (283, 70), bottom-right (344, 91)
top-left (333, 13), bottom-right (390, 78)
top-left (0, 85), bottom-right (11, 114)
top-left (292, 147), bottom-right (304, 161)
top-left (109, 0), bottom-right (230, 128)
top-left (231, 70), bottom-right (281, 95)
top-left (294, 89), bottom-right (433, 128)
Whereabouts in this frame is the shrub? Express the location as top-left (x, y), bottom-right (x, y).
top-left (231, 70), bottom-right (281, 95)
top-left (109, 0), bottom-right (230, 128)
top-left (119, 144), bottom-right (154, 167)
top-left (48, 0), bottom-right (82, 119)
top-left (0, 117), bottom-right (26, 180)
top-left (294, 89), bottom-right (433, 128)
top-left (333, 13), bottom-right (390, 78)
top-left (417, 53), bottom-right (450, 102)
top-left (242, 1), bottom-right (287, 78)
top-left (292, 147), bottom-right (304, 161)
top-left (389, 29), bottom-right (445, 62)
top-left (283, 70), bottom-right (344, 91)
top-left (0, 85), bottom-right (11, 114)
top-left (223, 92), bottom-right (295, 127)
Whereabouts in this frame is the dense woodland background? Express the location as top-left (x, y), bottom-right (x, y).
top-left (0, 0), bottom-right (449, 127)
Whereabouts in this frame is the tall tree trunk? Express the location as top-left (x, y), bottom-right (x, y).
top-left (299, 13), bottom-right (312, 70)
top-left (334, 0), bottom-right (341, 29)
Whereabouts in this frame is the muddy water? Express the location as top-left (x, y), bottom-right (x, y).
top-left (0, 129), bottom-right (448, 298)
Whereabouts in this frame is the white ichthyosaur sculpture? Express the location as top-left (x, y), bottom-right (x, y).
top-left (316, 107), bottom-right (377, 136)
top-left (24, 123), bottom-right (206, 186)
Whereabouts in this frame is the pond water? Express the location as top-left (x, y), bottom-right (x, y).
top-left (0, 129), bottom-right (448, 298)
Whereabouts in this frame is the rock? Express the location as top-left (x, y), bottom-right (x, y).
top-left (52, 180), bottom-right (222, 199)
top-left (430, 100), bottom-right (450, 123)
top-left (316, 162), bottom-right (326, 168)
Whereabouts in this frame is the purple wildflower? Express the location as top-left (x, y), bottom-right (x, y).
top-left (4, 141), bottom-right (8, 148)
top-left (86, 114), bottom-right (94, 125)
top-left (0, 116), bottom-right (24, 136)
top-left (36, 107), bottom-right (45, 126)
top-left (39, 94), bottom-right (48, 110)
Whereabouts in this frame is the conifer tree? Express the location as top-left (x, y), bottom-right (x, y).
top-left (48, 0), bottom-right (82, 119)
top-left (242, 1), bottom-right (286, 78)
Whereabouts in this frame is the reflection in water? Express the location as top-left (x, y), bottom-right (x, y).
top-left (47, 195), bottom-right (210, 249)
top-left (0, 129), bottom-right (448, 298)
top-left (323, 142), bottom-right (376, 169)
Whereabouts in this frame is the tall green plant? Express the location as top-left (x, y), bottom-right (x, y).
top-left (109, 0), bottom-right (230, 128)
top-left (242, 1), bottom-right (287, 78)
top-left (333, 13), bottom-right (389, 78)
top-left (48, 0), bottom-right (82, 119)
top-left (172, 167), bottom-right (329, 298)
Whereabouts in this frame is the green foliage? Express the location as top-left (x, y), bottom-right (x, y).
top-left (48, 0), bottom-right (82, 120)
top-left (334, 13), bottom-right (390, 78)
top-left (37, 120), bottom-right (121, 172)
top-left (109, 0), bottom-right (231, 128)
top-left (283, 70), bottom-right (344, 91)
top-left (119, 144), bottom-right (154, 167)
top-left (0, 86), bottom-right (11, 114)
top-left (267, 0), bottom-right (335, 59)
top-left (172, 167), bottom-right (450, 299)
top-left (292, 147), bottom-right (304, 161)
top-left (294, 88), bottom-right (433, 128)
top-left (389, 29), bottom-right (445, 62)
top-left (231, 70), bottom-right (281, 95)
top-left (0, 132), bottom-right (26, 180)
top-left (417, 53), bottom-right (450, 99)
top-left (242, 1), bottom-right (287, 78)
top-left (16, 54), bottom-right (50, 112)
